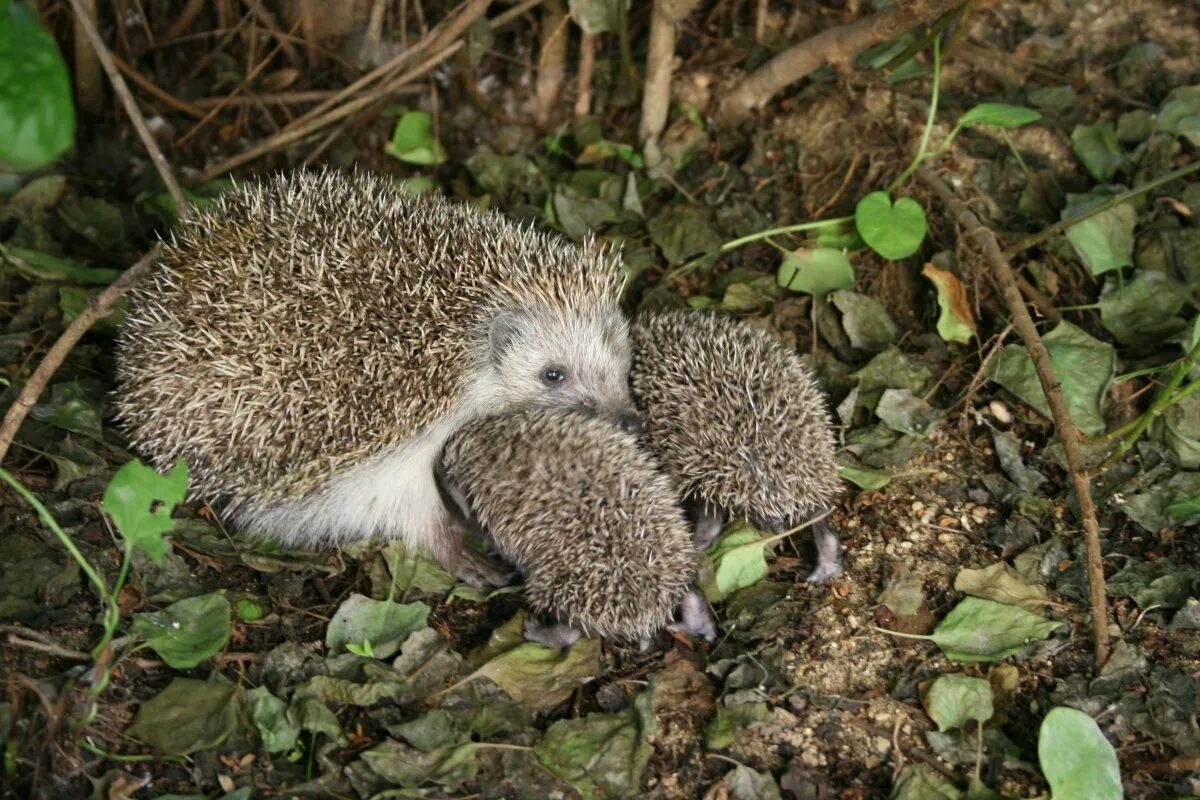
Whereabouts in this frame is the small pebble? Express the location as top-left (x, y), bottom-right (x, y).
top-left (989, 400), bottom-right (1013, 424)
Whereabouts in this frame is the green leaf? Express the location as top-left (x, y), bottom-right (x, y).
top-left (954, 562), bottom-right (1049, 612)
top-left (855, 191), bottom-right (927, 260)
top-left (0, 0), bottom-right (75, 170)
top-left (1106, 558), bottom-right (1200, 610)
top-left (1, 246), bottom-right (121, 285)
top-left (129, 592), bottom-right (232, 669)
top-left (384, 110), bottom-right (447, 165)
top-left (929, 597), bottom-right (1063, 662)
top-left (1071, 123), bottom-right (1124, 182)
top-left (830, 290), bottom-right (899, 352)
top-left (1037, 707), bottom-right (1122, 800)
top-left (567, 0), bottom-right (621, 34)
top-left (234, 598), bottom-right (265, 621)
top-left (381, 540), bottom-right (457, 595)
top-left (647, 204), bottom-right (720, 264)
top-left (324, 594), bottom-right (429, 659)
top-left (726, 764), bottom-right (784, 800)
top-left (700, 524), bottom-right (769, 602)
top-left (361, 740), bottom-right (480, 789)
top-left (1062, 192), bottom-right (1136, 276)
top-left (923, 674), bottom-right (994, 732)
top-left (958, 103), bottom-right (1042, 129)
top-left (1097, 271), bottom-right (1189, 346)
top-left (777, 248), bottom-right (856, 295)
top-left (101, 459), bottom-right (188, 564)
top-left (890, 763), bottom-right (962, 800)
top-left (29, 380), bottom-right (106, 441)
top-left (474, 638), bottom-right (601, 712)
top-left (837, 464), bottom-right (891, 490)
top-left (534, 689), bottom-right (655, 800)
top-left (1121, 471), bottom-right (1200, 531)
top-left (245, 687), bottom-right (300, 754)
top-left (875, 389), bottom-right (940, 436)
top-left (704, 702), bottom-right (772, 749)
top-left (125, 678), bottom-right (239, 756)
top-left (60, 286), bottom-right (127, 334)
top-left (921, 263), bottom-right (976, 344)
top-left (1158, 85), bottom-right (1200, 146)
top-left (987, 321), bottom-right (1114, 436)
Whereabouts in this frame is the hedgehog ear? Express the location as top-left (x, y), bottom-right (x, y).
top-left (488, 311), bottom-right (527, 363)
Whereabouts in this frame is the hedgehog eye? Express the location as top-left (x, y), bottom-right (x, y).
top-left (541, 366), bottom-right (566, 386)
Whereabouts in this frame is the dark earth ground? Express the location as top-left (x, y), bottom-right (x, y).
top-left (3, 0), bottom-right (1200, 798)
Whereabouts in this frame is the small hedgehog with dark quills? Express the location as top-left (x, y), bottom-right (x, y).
top-left (114, 169), bottom-right (638, 587)
top-left (630, 310), bottom-right (844, 581)
top-left (438, 408), bottom-right (714, 645)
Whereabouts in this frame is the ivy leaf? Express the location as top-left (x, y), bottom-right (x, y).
top-left (855, 191), bottom-right (927, 260)
top-left (1062, 192), bottom-right (1135, 276)
top-left (1037, 708), bottom-right (1122, 800)
top-left (129, 592), bottom-right (232, 669)
top-left (923, 674), bottom-right (994, 732)
top-left (777, 248), bottom-right (856, 295)
top-left (921, 263), bottom-right (976, 344)
top-left (385, 110), bottom-right (446, 165)
top-left (101, 459), bottom-right (188, 564)
top-left (0, 0), bottom-right (75, 170)
top-left (958, 103), bottom-right (1042, 129)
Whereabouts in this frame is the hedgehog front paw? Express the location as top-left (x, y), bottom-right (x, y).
top-left (668, 590), bottom-right (718, 642)
top-left (442, 542), bottom-right (513, 589)
top-left (805, 519), bottom-right (843, 583)
top-left (523, 618), bottom-right (583, 648)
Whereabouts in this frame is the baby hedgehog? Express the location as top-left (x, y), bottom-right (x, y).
top-left (438, 408), bottom-right (713, 645)
top-left (630, 310), bottom-right (844, 581)
top-left (115, 169), bottom-right (637, 587)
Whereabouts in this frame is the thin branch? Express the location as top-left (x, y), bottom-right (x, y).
top-left (719, 0), bottom-right (962, 121)
top-left (0, 246), bottom-right (162, 466)
top-left (639, 0), bottom-right (701, 145)
top-left (65, 0), bottom-right (188, 215)
top-left (574, 32), bottom-right (596, 118)
top-left (918, 167), bottom-right (1111, 668)
top-left (534, 0), bottom-right (569, 130)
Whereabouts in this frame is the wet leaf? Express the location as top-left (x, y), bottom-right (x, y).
top-left (385, 110), bottom-right (446, 165)
top-left (855, 191), bottom-right (927, 260)
top-left (1120, 471), bottom-right (1200, 531)
top-left (325, 594), bottom-right (429, 659)
top-left (381, 541), bottom-right (457, 595)
top-left (853, 346), bottom-right (933, 396)
top-left (361, 740), bottom-right (479, 788)
top-left (987, 321), bottom-right (1114, 436)
top-left (992, 431), bottom-right (1046, 492)
top-left (246, 687), bottom-right (300, 754)
top-left (1158, 84), bottom-right (1200, 145)
top-left (875, 388), bottom-right (940, 436)
top-left (726, 764), bottom-right (784, 800)
top-left (1160, 393), bottom-right (1200, 468)
top-left (777, 248), bottom-right (856, 295)
top-left (958, 103), bottom-right (1041, 129)
top-left (704, 702), bottom-right (772, 749)
top-left (701, 524), bottom-right (769, 602)
top-left (1107, 558), bottom-right (1200, 610)
top-left (921, 263), bottom-right (976, 344)
top-left (475, 638), bottom-right (601, 711)
top-left (930, 597), bottom-right (1064, 662)
top-left (29, 380), bottom-right (105, 441)
top-left (129, 592), bottom-right (232, 669)
top-left (102, 459), bottom-right (188, 565)
top-left (647, 204), bottom-right (721, 264)
top-left (1071, 123), bottom-right (1123, 182)
top-left (830, 290), bottom-right (899, 352)
top-left (923, 674), bottom-right (994, 731)
top-left (0, 0), bottom-right (75, 170)
top-left (126, 678), bottom-right (239, 755)
top-left (955, 562), bottom-right (1049, 611)
top-left (534, 689), bottom-right (654, 800)
top-left (1, 246), bottom-right (120, 284)
top-left (1097, 271), bottom-right (1189, 345)
top-left (890, 763), bottom-right (962, 800)
top-left (837, 463), bottom-right (892, 490)
top-left (1038, 707), bottom-right (1122, 800)
top-left (1062, 191), bottom-right (1135, 275)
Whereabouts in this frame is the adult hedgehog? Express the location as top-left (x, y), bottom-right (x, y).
top-left (115, 169), bottom-right (637, 586)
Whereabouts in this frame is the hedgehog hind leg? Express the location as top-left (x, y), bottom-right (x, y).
top-left (434, 519), bottom-right (514, 589)
top-left (689, 497), bottom-right (727, 550)
top-left (805, 516), bottom-right (844, 583)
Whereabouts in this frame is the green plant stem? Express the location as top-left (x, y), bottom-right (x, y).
top-left (0, 468), bottom-right (111, 599)
top-left (719, 216), bottom-right (854, 253)
top-left (1005, 160), bottom-right (1200, 258)
top-left (889, 36), bottom-right (942, 191)
top-left (1092, 342), bottom-right (1200, 472)
top-left (726, 509), bottom-right (833, 556)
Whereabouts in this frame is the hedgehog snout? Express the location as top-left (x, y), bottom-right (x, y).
top-left (615, 409), bottom-right (641, 435)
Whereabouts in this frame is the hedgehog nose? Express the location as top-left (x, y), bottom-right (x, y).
top-left (616, 411), bottom-right (642, 435)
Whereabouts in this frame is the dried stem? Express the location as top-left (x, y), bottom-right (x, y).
top-left (534, 0), bottom-right (569, 130)
top-left (72, 0), bottom-right (104, 113)
top-left (719, 0), bottom-right (962, 121)
top-left (639, 0), bottom-right (700, 145)
top-left (65, 0), bottom-right (188, 215)
top-left (574, 31), bottom-right (596, 117)
top-left (0, 246), bottom-right (163, 466)
top-left (918, 167), bottom-right (1110, 668)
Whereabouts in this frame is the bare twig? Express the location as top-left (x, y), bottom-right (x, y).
top-left (719, 0), bottom-right (962, 121)
top-left (919, 167), bottom-right (1110, 667)
top-left (534, 0), bottom-right (569, 130)
top-left (65, 0), bottom-right (188, 215)
top-left (574, 31), bottom-right (596, 118)
top-left (0, 246), bottom-right (162, 466)
top-left (111, 54), bottom-right (207, 119)
top-left (72, 0), bottom-right (104, 113)
top-left (639, 0), bottom-right (701, 145)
